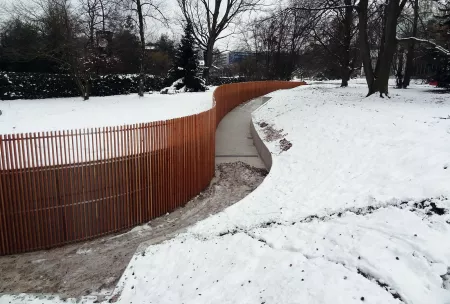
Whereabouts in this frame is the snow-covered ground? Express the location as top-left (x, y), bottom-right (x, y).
top-left (111, 81), bottom-right (450, 304)
top-left (0, 90), bottom-right (214, 134)
top-left (1, 80), bottom-right (450, 304)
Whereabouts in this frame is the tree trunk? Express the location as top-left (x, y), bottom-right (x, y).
top-left (375, 0), bottom-right (401, 96)
top-left (374, 3), bottom-right (388, 78)
top-left (340, 68), bottom-right (350, 87)
top-left (74, 75), bottom-right (89, 101)
top-left (340, 76), bottom-right (349, 87)
top-left (85, 77), bottom-right (91, 100)
top-left (136, 0), bottom-right (145, 97)
top-left (361, 0), bottom-right (402, 97)
top-left (403, 0), bottom-right (419, 88)
top-left (202, 39), bottom-right (215, 85)
top-left (340, 0), bottom-right (353, 87)
top-left (358, 0), bottom-right (375, 93)
top-left (396, 47), bottom-right (404, 88)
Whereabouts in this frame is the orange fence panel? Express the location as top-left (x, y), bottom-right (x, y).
top-left (0, 81), bottom-right (305, 255)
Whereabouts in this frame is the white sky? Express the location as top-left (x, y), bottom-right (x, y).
top-left (146, 0), bottom-right (278, 50)
top-left (0, 0), bottom-right (278, 50)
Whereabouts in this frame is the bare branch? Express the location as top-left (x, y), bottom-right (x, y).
top-left (397, 36), bottom-right (450, 56)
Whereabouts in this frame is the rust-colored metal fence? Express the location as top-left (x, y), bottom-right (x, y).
top-left (0, 81), bottom-right (304, 255)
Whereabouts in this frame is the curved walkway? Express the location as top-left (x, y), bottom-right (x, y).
top-left (215, 97), bottom-right (270, 169)
top-left (0, 93), bottom-right (276, 302)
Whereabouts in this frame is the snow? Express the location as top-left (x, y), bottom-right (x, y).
top-left (160, 77), bottom-right (207, 94)
top-left (0, 91), bottom-right (214, 135)
top-left (112, 204), bottom-right (450, 303)
top-left (160, 78), bottom-right (186, 94)
top-left (1, 80), bottom-right (450, 304)
top-left (0, 90), bottom-right (214, 169)
top-left (111, 80), bottom-right (450, 304)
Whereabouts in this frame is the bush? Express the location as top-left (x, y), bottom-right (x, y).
top-left (1, 72), bottom-right (165, 100)
top-left (208, 76), bottom-right (248, 86)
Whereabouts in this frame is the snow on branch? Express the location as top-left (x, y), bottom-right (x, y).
top-left (287, 5), bottom-right (357, 12)
top-left (397, 37), bottom-right (450, 57)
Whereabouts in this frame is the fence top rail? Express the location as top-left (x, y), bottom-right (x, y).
top-left (0, 106), bottom-right (217, 141)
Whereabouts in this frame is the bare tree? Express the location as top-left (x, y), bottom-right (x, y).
top-left (10, 0), bottom-right (95, 99)
top-left (402, 0), bottom-right (419, 88)
top-left (121, 0), bottom-right (167, 96)
top-left (289, 0), bottom-right (409, 96)
top-left (178, 0), bottom-right (261, 83)
top-left (233, 0), bottom-right (320, 80)
top-left (311, 0), bottom-right (359, 86)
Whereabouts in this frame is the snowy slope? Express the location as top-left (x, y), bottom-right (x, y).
top-left (111, 81), bottom-right (450, 304)
top-left (2, 81), bottom-right (450, 304)
top-left (0, 90), bottom-right (214, 134)
top-left (192, 82), bottom-right (450, 232)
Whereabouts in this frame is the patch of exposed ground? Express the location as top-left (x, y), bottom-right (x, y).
top-left (258, 121), bottom-right (285, 142)
top-left (258, 121), bottom-right (292, 153)
top-left (279, 138), bottom-right (292, 152)
top-left (0, 162), bottom-right (267, 300)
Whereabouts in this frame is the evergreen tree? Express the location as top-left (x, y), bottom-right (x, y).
top-left (162, 21), bottom-right (205, 92)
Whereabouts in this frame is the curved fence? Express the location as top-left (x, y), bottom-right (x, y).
top-left (0, 81), bottom-right (305, 255)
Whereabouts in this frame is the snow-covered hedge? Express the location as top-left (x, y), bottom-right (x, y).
top-left (0, 72), bottom-right (165, 100)
top-left (209, 76), bottom-right (248, 86)
top-left (160, 77), bottom-right (207, 94)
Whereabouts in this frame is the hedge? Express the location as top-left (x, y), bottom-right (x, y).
top-left (0, 72), bottom-right (165, 100)
top-left (208, 76), bottom-right (248, 86)
top-left (0, 72), bottom-right (253, 100)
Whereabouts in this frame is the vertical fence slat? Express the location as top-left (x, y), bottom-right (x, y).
top-left (119, 125), bottom-right (125, 230)
top-left (155, 121), bottom-right (160, 217)
top-left (27, 133), bottom-right (37, 249)
top-left (12, 134), bottom-right (26, 252)
top-left (105, 127), bottom-right (110, 234)
top-left (81, 128), bottom-right (87, 240)
top-left (34, 133), bottom-right (44, 249)
top-left (4, 135), bottom-right (15, 253)
top-left (7, 135), bottom-right (17, 251)
top-left (18, 134), bottom-right (31, 250)
top-left (73, 129), bottom-right (80, 241)
top-left (150, 123), bottom-right (155, 219)
top-left (116, 126), bottom-right (121, 231)
top-left (158, 122), bottom-right (163, 215)
top-left (136, 124), bottom-right (140, 225)
top-left (15, 135), bottom-right (25, 251)
top-left (123, 124), bottom-right (128, 228)
top-left (163, 121), bottom-right (168, 214)
top-left (89, 127), bottom-right (96, 238)
top-left (0, 136), bottom-right (7, 253)
top-left (41, 132), bottom-right (51, 248)
top-left (104, 127), bottom-right (110, 234)
top-left (96, 127), bottom-right (103, 236)
top-left (170, 120), bottom-right (175, 211)
top-left (146, 123), bottom-right (151, 221)
top-left (68, 130), bottom-right (75, 241)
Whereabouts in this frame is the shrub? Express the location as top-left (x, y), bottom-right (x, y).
top-left (208, 76), bottom-right (248, 86)
top-left (1, 72), bottom-right (165, 100)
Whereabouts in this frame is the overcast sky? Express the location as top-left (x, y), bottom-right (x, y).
top-left (145, 0), bottom-right (278, 50)
top-left (0, 0), bottom-right (278, 50)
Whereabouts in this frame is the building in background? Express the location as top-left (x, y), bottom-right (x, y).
top-left (215, 51), bottom-right (254, 66)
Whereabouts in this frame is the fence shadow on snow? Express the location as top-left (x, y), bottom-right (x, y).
top-left (0, 81), bottom-right (305, 255)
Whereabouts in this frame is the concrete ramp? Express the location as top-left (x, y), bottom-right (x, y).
top-left (215, 97), bottom-right (271, 168)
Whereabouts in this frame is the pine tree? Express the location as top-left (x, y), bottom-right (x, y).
top-left (162, 21), bottom-right (205, 93)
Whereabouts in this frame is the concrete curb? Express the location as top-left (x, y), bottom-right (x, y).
top-left (250, 97), bottom-right (272, 171)
top-left (250, 121), bottom-right (272, 171)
